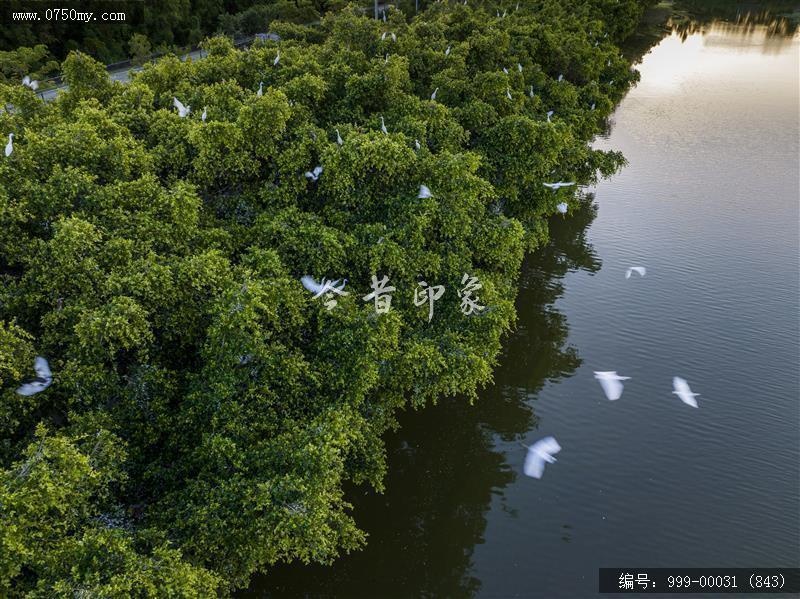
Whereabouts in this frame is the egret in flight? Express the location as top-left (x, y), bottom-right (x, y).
top-left (16, 357), bottom-right (52, 396)
top-left (173, 97), bottom-right (191, 117)
top-left (523, 436), bottom-right (562, 479)
top-left (543, 181), bottom-right (575, 191)
top-left (594, 371), bottom-right (630, 401)
top-left (625, 266), bottom-right (646, 279)
top-left (672, 377), bottom-right (700, 408)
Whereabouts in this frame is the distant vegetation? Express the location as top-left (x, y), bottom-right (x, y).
top-left (0, 0), bottom-right (649, 595)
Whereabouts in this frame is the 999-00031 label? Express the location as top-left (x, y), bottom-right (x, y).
top-left (599, 569), bottom-right (800, 593)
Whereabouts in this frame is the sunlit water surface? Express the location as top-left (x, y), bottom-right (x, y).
top-left (245, 19), bottom-right (800, 599)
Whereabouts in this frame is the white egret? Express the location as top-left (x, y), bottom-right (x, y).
top-left (625, 266), bottom-right (646, 279)
top-left (529, 85), bottom-right (535, 98)
top-left (431, 87), bottom-right (438, 100)
top-left (301, 276), bottom-right (346, 296)
top-left (594, 371), bottom-right (630, 401)
top-left (336, 129), bottom-right (343, 146)
top-left (380, 116), bottom-right (388, 134)
top-left (590, 102), bottom-right (596, 111)
top-left (21, 75), bottom-right (39, 90)
top-left (558, 74), bottom-right (564, 82)
top-left (523, 436), bottom-right (562, 479)
top-left (503, 67), bottom-right (509, 74)
top-left (304, 166), bottom-right (323, 182)
top-left (546, 110), bottom-right (554, 122)
top-left (445, 45), bottom-right (451, 56)
top-left (506, 87), bottom-right (513, 101)
top-left (4, 133), bottom-right (13, 157)
top-left (173, 97), bottom-right (191, 117)
top-left (672, 377), bottom-right (700, 408)
top-left (16, 357), bottom-right (52, 396)
top-left (273, 51), bottom-right (280, 66)
top-left (556, 202), bottom-right (568, 214)
top-left (415, 139), bottom-right (421, 150)
top-left (543, 181), bottom-right (575, 190)
top-left (257, 81), bottom-right (263, 97)
top-left (201, 107), bottom-right (207, 122)
top-left (518, 63), bottom-right (523, 72)
top-left (418, 185), bottom-right (432, 199)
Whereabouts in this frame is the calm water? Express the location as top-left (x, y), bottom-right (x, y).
top-left (246, 17), bottom-right (800, 599)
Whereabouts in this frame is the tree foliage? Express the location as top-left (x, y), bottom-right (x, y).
top-left (0, 0), bottom-right (649, 595)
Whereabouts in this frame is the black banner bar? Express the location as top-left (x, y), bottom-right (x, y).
top-left (599, 568), bottom-right (800, 594)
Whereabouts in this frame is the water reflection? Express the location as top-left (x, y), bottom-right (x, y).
top-left (243, 199), bottom-right (600, 598)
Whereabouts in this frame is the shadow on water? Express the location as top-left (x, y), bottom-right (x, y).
top-left (242, 199), bottom-right (600, 598)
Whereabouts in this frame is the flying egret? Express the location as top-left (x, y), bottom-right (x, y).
top-left (173, 97), bottom-right (191, 117)
top-left (543, 181), bottom-right (575, 190)
top-left (672, 377), bottom-right (700, 408)
top-left (523, 436), bottom-right (562, 479)
top-left (556, 202), bottom-right (568, 214)
top-left (304, 166), bottom-right (323, 182)
top-left (257, 81), bottom-right (263, 97)
top-left (21, 75), bottom-right (38, 90)
top-left (418, 185), bottom-right (432, 199)
top-left (201, 107), bottom-right (207, 122)
top-left (625, 266), bottom-right (646, 279)
top-left (546, 110), bottom-right (554, 122)
top-left (4, 133), bottom-right (13, 157)
top-left (336, 129), bottom-right (343, 146)
top-left (380, 116), bottom-right (388, 134)
top-left (301, 276), bottom-right (346, 296)
top-left (16, 357), bottom-right (52, 396)
top-left (431, 87), bottom-right (438, 100)
top-left (594, 371), bottom-right (630, 401)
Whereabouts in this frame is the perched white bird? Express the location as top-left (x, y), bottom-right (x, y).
top-left (506, 88), bottom-right (513, 101)
top-left (273, 51), bottom-right (280, 66)
top-left (607, 58), bottom-right (612, 67)
top-left (304, 166), bottom-right (323, 182)
top-left (546, 110), bottom-right (554, 122)
top-left (557, 74), bottom-right (564, 82)
top-left (16, 357), bottom-right (52, 396)
top-left (336, 129), bottom-right (343, 146)
top-left (382, 10), bottom-right (386, 22)
top-left (4, 133), bottom-right (13, 157)
top-left (380, 116), bottom-right (388, 134)
top-left (503, 67), bottom-right (509, 75)
top-left (523, 436), bottom-right (562, 479)
top-left (173, 97), bottom-right (191, 117)
top-left (556, 202), bottom-right (568, 214)
top-left (529, 85), bottom-right (535, 98)
top-left (625, 266), bottom-right (646, 279)
top-left (518, 63), bottom-right (523, 72)
top-left (414, 139), bottom-right (421, 150)
top-left (431, 87), bottom-right (438, 100)
top-left (418, 185), bottom-right (432, 199)
top-left (21, 75), bottom-right (39, 90)
top-left (543, 181), bottom-right (575, 190)
top-left (672, 377), bottom-right (700, 408)
top-left (301, 276), bottom-right (346, 296)
top-left (590, 102), bottom-right (596, 111)
top-left (201, 107), bottom-right (207, 122)
top-left (594, 371), bottom-right (630, 401)
top-left (257, 81), bottom-right (263, 97)
top-left (445, 45), bottom-right (451, 56)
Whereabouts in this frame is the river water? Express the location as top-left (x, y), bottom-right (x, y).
top-left (246, 13), bottom-right (800, 599)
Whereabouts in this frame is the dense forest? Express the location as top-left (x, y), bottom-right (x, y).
top-left (1, 0), bottom-right (651, 595)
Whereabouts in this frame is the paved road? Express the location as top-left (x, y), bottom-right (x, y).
top-left (39, 46), bottom-right (215, 101)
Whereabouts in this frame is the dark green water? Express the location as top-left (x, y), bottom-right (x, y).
top-left (244, 14), bottom-right (800, 599)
